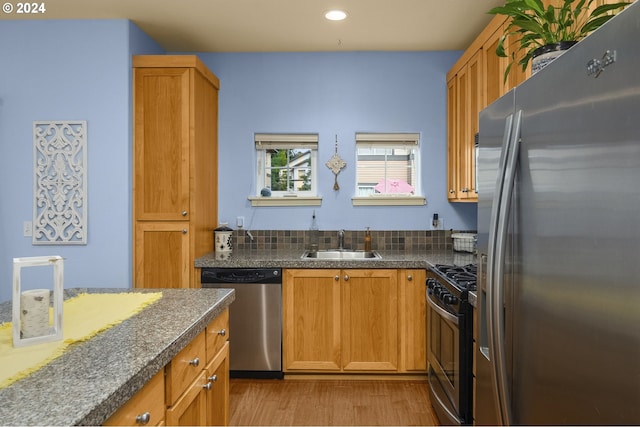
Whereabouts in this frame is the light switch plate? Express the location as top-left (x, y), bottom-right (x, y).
top-left (23, 221), bottom-right (32, 237)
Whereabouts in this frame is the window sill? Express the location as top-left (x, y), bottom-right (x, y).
top-left (351, 196), bottom-right (426, 206)
top-left (248, 196), bottom-right (323, 207)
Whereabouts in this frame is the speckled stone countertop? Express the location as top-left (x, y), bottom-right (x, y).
top-left (0, 287), bottom-right (234, 426)
top-left (195, 248), bottom-right (476, 270)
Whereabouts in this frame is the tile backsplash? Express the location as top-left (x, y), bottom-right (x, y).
top-left (231, 229), bottom-right (475, 252)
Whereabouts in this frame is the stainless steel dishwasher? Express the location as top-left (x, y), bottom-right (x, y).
top-left (201, 268), bottom-right (283, 379)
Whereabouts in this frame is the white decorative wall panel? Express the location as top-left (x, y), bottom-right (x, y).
top-left (33, 121), bottom-right (87, 245)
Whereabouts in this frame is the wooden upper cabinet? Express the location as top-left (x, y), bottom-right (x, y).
top-left (447, 77), bottom-right (458, 201)
top-left (134, 67), bottom-right (191, 221)
top-left (482, 24), bottom-right (509, 108)
top-left (133, 55), bottom-right (219, 289)
top-left (447, 50), bottom-right (482, 202)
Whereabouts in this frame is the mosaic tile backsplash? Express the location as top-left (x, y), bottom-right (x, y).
top-left (231, 229), bottom-right (476, 252)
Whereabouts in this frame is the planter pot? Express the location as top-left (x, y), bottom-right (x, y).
top-left (531, 41), bottom-right (578, 74)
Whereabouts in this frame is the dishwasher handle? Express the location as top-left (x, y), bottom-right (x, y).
top-left (201, 268), bottom-right (282, 284)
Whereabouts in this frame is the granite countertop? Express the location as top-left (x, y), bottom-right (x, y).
top-left (0, 287), bottom-right (235, 426)
top-left (195, 248), bottom-right (476, 270)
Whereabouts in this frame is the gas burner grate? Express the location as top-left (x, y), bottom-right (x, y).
top-left (434, 264), bottom-right (477, 291)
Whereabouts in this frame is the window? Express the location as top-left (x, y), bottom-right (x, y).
top-left (251, 133), bottom-right (321, 206)
top-left (353, 132), bottom-right (425, 206)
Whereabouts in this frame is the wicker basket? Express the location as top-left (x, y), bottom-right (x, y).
top-left (452, 233), bottom-right (476, 253)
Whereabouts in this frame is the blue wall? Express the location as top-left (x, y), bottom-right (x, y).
top-left (0, 19), bottom-right (477, 302)
top-left (199, 52), bottom-right (477, 232)
top-left (0, 20), bottom-right (163, 302)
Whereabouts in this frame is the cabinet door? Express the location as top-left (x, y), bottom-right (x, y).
top-left (447, 77), bottom-right (458, 201)
top-left (103, 370), bottom-right (165, 426)
top-left (399, 269), bottom-right (427, 372)
top-left (134, 222), bottom-right (190, 288)
top-left (204, 342), bottom-right (229, 426)
top-left (283, 269), bottom-right (341, 371)
top-left (134, 67), bottom-right (191, 221)
top-left (342, 269), bottom-right (398, 371)
top-left (166, 371), bottom-right (207, 426)
top-left (482, 26), bottom-right (509, 108)
top-left (460, 51), bottom-right (482, 200)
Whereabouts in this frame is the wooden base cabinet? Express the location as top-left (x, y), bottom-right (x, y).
top-left (283, 269), bottom-right (426, 375)
top-left (133, 55), bottom-right (219, 289)
top-left (399, 269), bottom-right (427, 372)
top-left (204, 343), bottom-right (229, 426)
top-left (341, 269), bottom-right (398, 371)
top-left (104, 309), bottom-right (229, 426)
top-left (165, 309), bottom-right (230, 426)
top-left (283, 269), bottom-right (342, 371)
top-left (103, 370), bottom-right (165, 426)
top-left (166, 371), bottom-right (208, 426)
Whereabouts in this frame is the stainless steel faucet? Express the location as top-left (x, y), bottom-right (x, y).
top-left (338, 229), bottom-right (345, 250)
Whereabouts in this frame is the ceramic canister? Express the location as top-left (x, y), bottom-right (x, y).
top-left (214, 224), bottom-right (233, 252)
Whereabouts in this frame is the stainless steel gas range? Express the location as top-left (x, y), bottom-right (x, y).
top-left (426, 264), bottom-right (477, 426)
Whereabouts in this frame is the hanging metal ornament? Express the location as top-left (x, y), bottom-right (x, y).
top-left (325, 135), bottom-right (346, 190)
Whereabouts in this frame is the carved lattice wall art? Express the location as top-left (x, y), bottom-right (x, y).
top-left (33, 121), bottom-right (87, 245)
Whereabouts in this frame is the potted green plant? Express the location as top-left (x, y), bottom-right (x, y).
top-left (489, 0), bottom-right (630, 81)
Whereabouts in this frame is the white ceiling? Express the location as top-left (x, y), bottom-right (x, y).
top-left (1, 0), bottom-right (505, 52)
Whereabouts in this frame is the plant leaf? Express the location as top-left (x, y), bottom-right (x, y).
top-left (591, 2), bottom-right (631, 17)
top-left (581, 14), bottom-right (614, 34)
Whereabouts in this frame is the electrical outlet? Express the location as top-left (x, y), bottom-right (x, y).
top-left (236, 216), bottom-right (244, 228)
top-left (23, 221), bottom-right (33, 237)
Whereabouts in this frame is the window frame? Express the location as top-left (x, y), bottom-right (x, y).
top-left (352, 132), bottom-right (426, 206)
top-left (250, 133), bottom-right (322, 207)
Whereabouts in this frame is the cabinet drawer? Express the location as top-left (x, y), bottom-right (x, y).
top-left (206, 309), bottom-right (229, 363)
top-left (166, 331), bottom-right (206, 406)
top-left (103, 370), bottom-right (165, 426)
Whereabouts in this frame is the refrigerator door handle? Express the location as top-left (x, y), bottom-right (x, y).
top-left (492, 109), bottom-right (522, 426)
top-left (487, 113), bottom-right (514, 424)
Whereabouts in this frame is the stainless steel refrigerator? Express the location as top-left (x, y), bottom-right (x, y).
top-left (476, 2), bottom-right (640, 425)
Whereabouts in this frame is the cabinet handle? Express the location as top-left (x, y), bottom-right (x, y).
top-left (189, 357), bottom-right (200, 367)
top-left (135, 412), bottom-right (151, 425)
top-left (203, 382), bottom-right (212, 390)
top-left (449, 189), bottom-right (455, 194)
top-left (407, 275), bottom-right (413, 281)
top-left (208, 374), bottom-right (218, 383)
top-left (182, 229), bottom-right (187, 234)
top-left (217, 328), bottom-right (226, 336)
top-left (344, 274), bottom-right (349, 281)
top-left (334, 275), bottom-right (340, 281)
top-left (182, 210), bottom-right (188, 216)
top-left (461, 188), bottom-right (469, 193)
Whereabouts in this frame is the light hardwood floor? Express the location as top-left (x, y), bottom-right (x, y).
top-left (229, 379), bottom-right (440, 426)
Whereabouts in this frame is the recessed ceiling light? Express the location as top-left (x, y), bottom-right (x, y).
top-left (325, 10), bottom-right (348, 21)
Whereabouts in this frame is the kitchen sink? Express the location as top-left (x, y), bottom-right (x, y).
top-left (301, 249), bottom-right (382, 260)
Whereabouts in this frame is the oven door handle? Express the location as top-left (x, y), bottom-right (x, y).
top-left (428, 376), bottom-right (463, 425)
top-left (426, 291), bottom-right (459, 326)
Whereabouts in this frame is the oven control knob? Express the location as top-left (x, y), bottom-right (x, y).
top-left (434, 287), bottom-right (445, 298)
top-left (443, 294), bottom-right (458, 305)
top-left (426, 278), bottom-right (436, 290)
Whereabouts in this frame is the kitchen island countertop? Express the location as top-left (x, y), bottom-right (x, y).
top-left (195, 248), bottom-right (476, 270)
top-left (0, 287), bottom-right (234, 426)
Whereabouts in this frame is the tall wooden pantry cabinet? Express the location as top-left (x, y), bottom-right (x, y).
top-left (133, 55), bottom-right (219, 289)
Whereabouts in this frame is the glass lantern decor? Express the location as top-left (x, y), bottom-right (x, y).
top-left (12, 256), bottom-right (64, 347)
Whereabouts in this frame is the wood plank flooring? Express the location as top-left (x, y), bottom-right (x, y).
top-left (229, 379), bottom-right (440, 426)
